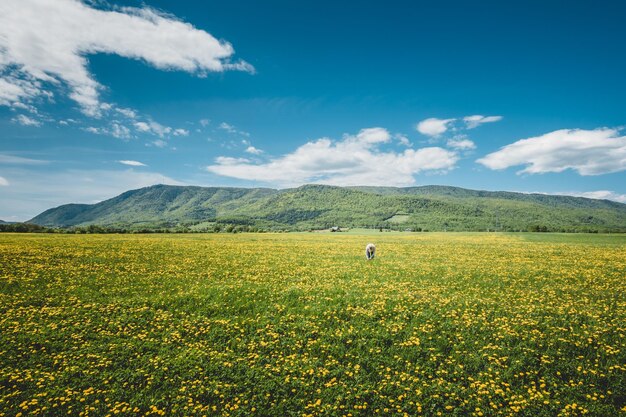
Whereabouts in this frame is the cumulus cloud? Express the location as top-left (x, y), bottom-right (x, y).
top-left (207, 127), bottom-right (458, 187)
top-left (463, 115), bottom-right (503, 129)
top-left (416, 118), bottom-right (456, 137)
top-left (447, 137), bottom-right (476, 150)
top-left (84, 127), bottom-right (102, 135)
top-left (0, 176), bottom-right (9, 186)
top-left (477, 128), bottom-right (626, 175)
top-left (118, 160), bottom-right (146, 167)
top-left (0, 0), bottom-right (253, 116)
top-left (110, 123), bottom-right (132, 139)
top-left (173, 128), bottom-right (189, 137)
top-left (11, 114), bottom-right (41, 127)
top-left (245, 146), bottom-right (263, 155)
top-left (199, 119), bottom-right (210, 127)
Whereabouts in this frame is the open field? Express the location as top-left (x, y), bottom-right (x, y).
top-left (1, 233), bottom-right (625, 416)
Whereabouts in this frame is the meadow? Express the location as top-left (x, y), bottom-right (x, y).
top-left (0, 232), bottom-right (625, 417)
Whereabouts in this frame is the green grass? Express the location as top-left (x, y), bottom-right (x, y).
top-left (1, 233), bottom-right (625, 416)
top-left (384, 214), bottom-right (411, 224)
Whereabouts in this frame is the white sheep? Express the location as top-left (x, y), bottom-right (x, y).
top-left (365, 243), bottom-right (376, 260)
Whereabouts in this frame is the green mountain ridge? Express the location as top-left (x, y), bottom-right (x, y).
top-left (28, 184), bottom-right (626, 232)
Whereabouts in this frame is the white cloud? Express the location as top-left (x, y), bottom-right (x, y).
top-left (527, 190), bottom-right (626, 204)
top-left (134, 122), bottom-right (151, 132)
top-left (219, 122), bottom-right (250, 137)
top-left (199, 118), bottom-right (210, 127)
top-left (0, 154), bottom-right (48, 165)
top-left (215, 156), bottom-right (251, 165)
top-left (118, 160), bottom-right (146, 167)
top-left (447, 137), bottom-right (476, 150)
top-left (559, 190), bottom-right (626, 204)
top-left (58, 118), bottom-right (78, 126)
top-left (416, 118), bottom-right (456, 137)
top-left (173, 128), bottom-right (189, 136)
top-left (245, 146), bottom-right (263, 155)
top-left (150, 139), bottom-right (168, 148)
top-left (0, 176), bottom-right (9, 186)
top-left (83, 122), bottom-right (132, 139)
top-left (416, 115), bottom-right (502, 138)
top-left (0, 168), bottom-right (185, 221)
top-left (134, 120), bottom-right (178, 137)
top-left (110, 123), bottom-right (132, 139)
top-left (463, 115), bottom-right (503, 129)
top-left (84, 127), bottom-right (102, 135)
top-left (219, 122), bottom-right (237, 133)
top-left (477, 128), bottom-right (626, 175)
top-left (115, 107), bottom-right (137, 119)
top-left (11, 114), bottom-right (41, 127)
top-left (207, 127), bottom-right (458, 187)
top-left (0, 76), bottom-right (46, 107)
top-left (395, 134), bottom-right (412, 147)
top-left (0, 0), bottom-right (253, 116)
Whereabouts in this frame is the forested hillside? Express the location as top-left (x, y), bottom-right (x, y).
top-left (29, 184), bottom-right (626, 232)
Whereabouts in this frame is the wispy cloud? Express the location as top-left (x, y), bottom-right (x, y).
top-left (0, 154), bottom-right (48, 165)
top-left (395, 134), bottom-right (412, 147)
top-left (219, 122), bottom-right (237, 133)
top-left (148, 139), bottom-right (168, 149)
top-left (477, 128), bottom-right (626, 175)
top-left (207, 127), bottom-right (458, 187)
top-left (11, 114), bottom-right (41, 127)
top-left (118, 160), bottom-right (147, 167)
top-left (463, 115), bottom-right (503, 129)
top-left (0, 176), bottom-right (9, 186)
top-left (134, 120), bottom-right (183, 138)
top-left (0, 0), bottom-right (253, 116)
top-left (219, 122), bottom-right (250, 137)
top-left (84, 123), bottom-right (132, 139)
top-left (558, 190), bottom-right (626, 204)
top-left (417, 115), bottom-right (503, 138)
top-left (115, 108), bottom-right (137, 119)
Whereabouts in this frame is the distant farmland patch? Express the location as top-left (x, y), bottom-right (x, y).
top-left (384, 212), bottom-right (411, 223)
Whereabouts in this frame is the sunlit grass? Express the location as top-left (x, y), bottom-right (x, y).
top-left (1, 232), bottom-right (625, 416)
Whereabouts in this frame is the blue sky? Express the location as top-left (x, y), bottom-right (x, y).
top-left (1, 0), bottom-right (626, 221)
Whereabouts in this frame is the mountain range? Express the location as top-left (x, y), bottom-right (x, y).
top-left (28, 184), bottom-right (626, 232)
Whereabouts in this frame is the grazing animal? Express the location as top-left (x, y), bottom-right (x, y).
top-left (365, 243), bottom-right (376, 260)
